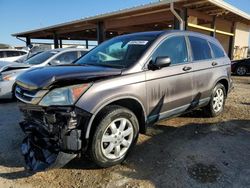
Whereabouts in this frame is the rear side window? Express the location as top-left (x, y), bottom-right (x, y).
top-left (189, 36), bottom-right (212, 61)
top-left (209, 42), bottom-right (225, 58)
top-left (152, 36), bottom-right (188, 65)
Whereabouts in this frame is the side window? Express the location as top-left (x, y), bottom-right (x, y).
top-left (189, 36), bottom-right (212, 61)
top-left (6, 51), bottom-right (20, 57)
top-left (152, 36), bottom-right (188, 65)
top-left (209, 42), bottom-right (225, 58)
top-left (0, 51), bottom-right (4, 58)
top-left (53, 51), bottom-right (78, 64)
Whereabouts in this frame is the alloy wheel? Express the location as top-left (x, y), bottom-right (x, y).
top-left (101, 118), bottom-right (134, 160)
top-left (212, 88), bottom-right (224, 113)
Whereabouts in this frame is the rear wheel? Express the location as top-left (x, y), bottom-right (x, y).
top-left (205, 83), bottom-right (226, 117)
top-left (90, 105), bottom-right (139, 167)
top-left (236, 66), bottom-right (247, 76)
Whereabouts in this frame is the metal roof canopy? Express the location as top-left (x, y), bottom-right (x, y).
top-left (12, 0), bottom-right (250, 43)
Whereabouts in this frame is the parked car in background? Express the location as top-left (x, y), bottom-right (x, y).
top-left (14, 51), bottom-right (44, 63)
top-left (231, 58), bottom-right (250, 75)
top-left (15, 31), bottom-right (232, 171)
top-left (0, 48), bottom-right (88, 99)
top-left (0, 49), bottom-right (28, 62)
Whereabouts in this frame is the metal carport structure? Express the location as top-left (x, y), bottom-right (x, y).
top-left (12, 0), bottom-right (250, 59)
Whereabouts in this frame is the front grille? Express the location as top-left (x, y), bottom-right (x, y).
top-left (15, 85), bottom-right (37, 103)
top-left (15, 85), bottom-right (49, 104)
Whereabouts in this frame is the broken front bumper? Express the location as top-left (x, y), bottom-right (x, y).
top-left (19, 103), bottom-right (91, 171)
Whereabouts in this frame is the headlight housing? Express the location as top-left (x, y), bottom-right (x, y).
top-left (39, 83), bottom-right (92, 106)
top-left (0, 73), bottom-right (15, 81)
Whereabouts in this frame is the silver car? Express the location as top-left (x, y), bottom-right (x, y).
top-left (0, 48), bottom-right (88, 99)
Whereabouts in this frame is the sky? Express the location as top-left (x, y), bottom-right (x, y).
top-left (0, 0), bottom-right (250, 46)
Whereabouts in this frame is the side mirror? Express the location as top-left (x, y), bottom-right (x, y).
top-left (49, 60), bottom-right (60, 65)
top-left (148, 56), bottom-right (171, 70)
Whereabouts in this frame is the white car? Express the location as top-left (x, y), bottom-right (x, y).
top-left (0, 48), bottom-right (88, 99)
top-left (0, 49), bottom-right (28, 62)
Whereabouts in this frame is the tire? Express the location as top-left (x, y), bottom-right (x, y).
top-left (236, 66), bottom-right (247, 76)
top-left (205, 83), bottom-right (226, 117)
top-left (90, 105), bottom-right (139, 167)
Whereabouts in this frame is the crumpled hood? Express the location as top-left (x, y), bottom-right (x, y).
top-left (16, 65), bottom-right (122, 89)
top-left (0, 61), bottom-right (31, 72)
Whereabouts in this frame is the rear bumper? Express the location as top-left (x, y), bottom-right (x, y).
top-left (19, 103), bottom-right (92, 171)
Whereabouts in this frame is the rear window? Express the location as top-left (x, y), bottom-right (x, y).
top-left (189, 36), bottom-right (212, 61)
top-left (209, 42), bottom-right (225, 58)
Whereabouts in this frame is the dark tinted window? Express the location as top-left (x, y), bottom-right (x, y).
top-left (6, 51), bottom-right (20, 57)
top-left (152, 36), bottom-right (188, 65)
top-left (53, 51), bottom-right (78, 64)
top-left (189, 36), bottom-right (212, 61)
top-left (0, 52), bottom-right (4, 58)
top-left (209, 42), bottom-right (225, 58)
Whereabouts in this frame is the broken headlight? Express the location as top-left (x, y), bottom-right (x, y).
top-left (39, 83), bottom-right (91, 106)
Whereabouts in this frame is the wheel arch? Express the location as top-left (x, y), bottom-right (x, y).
top-left (213, 77), bottom-right (229, 96)
top-left (85, 96), bottom-right (147, 139)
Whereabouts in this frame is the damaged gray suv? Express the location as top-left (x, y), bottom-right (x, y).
top-left (15, 31), bottom-right (232, 170)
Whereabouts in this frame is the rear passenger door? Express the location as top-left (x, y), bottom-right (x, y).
top-left (146, 35), bottom-right (194, 123)
top-left (188, 36), bottom-right (217, 104)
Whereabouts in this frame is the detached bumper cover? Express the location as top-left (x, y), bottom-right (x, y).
top-left (19, 104), bottom-right (91, 171)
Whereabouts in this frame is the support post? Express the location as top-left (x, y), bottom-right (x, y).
top-left (26, 36), bottom-right (31, 46)
top-left (173, 8), bottom-right (187, 30)
top-left (86, 40), bottom-right (89, 49)
top-left (228, 22), bottom-right (235, 59)
top-left (53, 33), bottom-right (59, 49)
top-left (210, 16), bottom-right (216, 37)
top-left (97, 21), bottom-right (105, 44)
top-left (182, 8), bottom-right (188, 30)
top-left (59, 39), bottom-right (63, 48)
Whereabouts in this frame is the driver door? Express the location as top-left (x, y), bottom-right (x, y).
top-left (146, 35), bottom-right (194, 123)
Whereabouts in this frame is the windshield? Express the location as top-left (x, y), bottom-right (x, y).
top-left (25, 51), bottom-right (58, 65)
top-left (75, 34), bottom-right (157, 68)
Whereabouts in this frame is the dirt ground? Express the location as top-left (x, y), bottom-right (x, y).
top-left (0, 76), bottom-right (250, 188)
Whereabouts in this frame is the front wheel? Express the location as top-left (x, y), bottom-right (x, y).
top-left (90, 105), bottom-right (139, 167)
top-left (205, 83), bottom-right (226, 117)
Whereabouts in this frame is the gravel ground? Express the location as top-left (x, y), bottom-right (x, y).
top-left (0, 76), bottom-right (250, 188)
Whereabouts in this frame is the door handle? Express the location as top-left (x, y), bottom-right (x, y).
top-left (212, 62), bottom-right (218, 66)
top-left (183, 66), bottom-right (192, 71)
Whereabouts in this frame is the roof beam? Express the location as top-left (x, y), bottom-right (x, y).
top-left (105, 11), bottom-right (173, 29)
top-left (183, 0), bottom-right (208, 8)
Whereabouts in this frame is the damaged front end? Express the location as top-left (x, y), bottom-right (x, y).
top-left (19, 103), bottom-right (91, 171)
